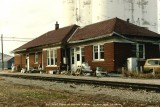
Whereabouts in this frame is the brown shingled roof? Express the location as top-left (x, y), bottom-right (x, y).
top-left (14, 24), bottom-right (78, 51)
top-left (69, 18), bottom-right (160, 42)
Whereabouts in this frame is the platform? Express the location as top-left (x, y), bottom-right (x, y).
top-left (0, 71), bottom-right (160, 86)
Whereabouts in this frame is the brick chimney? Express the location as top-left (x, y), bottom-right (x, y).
top-left (55, 21), bottom-right (59, 30)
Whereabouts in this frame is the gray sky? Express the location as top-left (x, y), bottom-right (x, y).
top-left (0, 0), bottom-right (69, 56)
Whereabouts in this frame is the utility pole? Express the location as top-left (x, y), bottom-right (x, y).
top-left (1, 34), bottom-right (4, 70)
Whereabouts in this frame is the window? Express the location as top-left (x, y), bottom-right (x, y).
top-left (54, 49), bottom-right (57, 65)
top-left (93, 45), bottom-right (104, 60)
top-left (34, 52), bottom-right (38, 63)
top-left (100, 45), bottom-right (104, 59)
top-left (50, 49), bottom-right (54, 65)
top-left (81, 48), bottom-right (85, 63)
top-left (94, 46), bottom-right (98, 60)
top-left (47, 49), bottom-right (57, 66)
top-left (148, 60), bottom-right (159, 65)
top-left (132, 44), bottom-right (145, 59)
top-left (76, 47), bottom-right (80, 61)
top-left (47, 50), bottom-right (50, 65)
top-left (71, 49), bottom-right (74, 64)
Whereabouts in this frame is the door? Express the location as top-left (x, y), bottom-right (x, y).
top-left (71, 47), bottom-right (84, 71)
top-left (76, 47), bottom-right (81, 67)
top-left (26, 54), bottom-right (29, 71)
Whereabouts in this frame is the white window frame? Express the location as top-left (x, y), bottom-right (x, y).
top-left (34, 52), bottom-right (38, 64)
top-left (47, 48), bottom-right (57, 66)
top-left (93, 44), bottom-right (104, 61)
top-left (132, 44), bottom-right (145, 59)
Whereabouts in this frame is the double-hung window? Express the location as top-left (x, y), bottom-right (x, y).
top-left (132, 44), bottom-right (145, 59)
top-left (34, 52), bottom-right (38, 63)
top-left (47, 49), bottom-right (57, 66)
top-left (93, 45), bottom-right (104, 60)
top-left (81, 48), bottom-right (85, 63)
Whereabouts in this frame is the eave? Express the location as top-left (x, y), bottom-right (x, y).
top-left (69, 32), bottom-right (160, 45)
top-left (13, 42), bottom-right (62, 54)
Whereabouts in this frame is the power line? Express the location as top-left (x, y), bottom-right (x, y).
top-left (2, 36), bottom-right (33, 42)
top-left (3, 40), bottom-right (29, 42)
top-left (3, 37), bottom-right (34, 40)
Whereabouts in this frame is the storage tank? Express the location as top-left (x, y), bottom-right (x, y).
top-left (127, 57), bottom-right (138, 72)
top-left (91, 0), bottom-right (158, 33)
top-left (56, 0), bottom-right (159, 33)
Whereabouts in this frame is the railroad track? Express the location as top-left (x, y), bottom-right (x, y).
top-left (0, 73), bottom-right (160, 92)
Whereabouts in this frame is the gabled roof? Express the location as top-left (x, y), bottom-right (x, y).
top-left (14, 24), bottom-right (79, 52)
top-left (69, 18), bottom-right (160, 42)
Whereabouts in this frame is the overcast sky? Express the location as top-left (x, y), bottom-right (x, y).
top-left (0, 0), bottom-right (69, 56)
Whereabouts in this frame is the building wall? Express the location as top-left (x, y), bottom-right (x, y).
top-left (13, 49), bottom-right (62, 72)
top-left (43, 48), bottom-right (61, 73)
top-left (28, 52), bottom-right (42, 69)
top-left (29, 53), bottom-right (35, 68)
top-left (42, 50), bottom-right (47, 71)
top-left (84, 43), bottom-right (115, 72)
top-left (14, 54), bottom-right (21, 67)
top-left (145, 43), bottom-right (160, 58)
top-left (114, 42), bottom-right (160, 72)
top-left (83, 42), bottom-right (160, 72)
top-left (57, 48), bottom-right (61, 67)
top-left (21, 54), bottom-right (26, 68)
top-left (114, 43), bottom-right (132, 71)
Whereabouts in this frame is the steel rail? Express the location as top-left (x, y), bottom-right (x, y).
top-left (0, 73), bottom-right (159, 92)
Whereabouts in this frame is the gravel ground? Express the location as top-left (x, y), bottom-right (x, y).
top-left (1, 76), bottom-right (160, 107)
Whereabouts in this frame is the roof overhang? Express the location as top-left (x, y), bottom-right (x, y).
top-left (12, 42), bottom-right (62, 54)
top-left (114, 32), bottom-right (160, 44)
top-left (12, 49), bottom-right (26, 53)
top-left (69, 33), bottom-right (113, 44)
top-left (69, 32), bottom-right (160, 45)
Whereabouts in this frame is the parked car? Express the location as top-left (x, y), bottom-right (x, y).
top-left (143, 59), bottom-right (160, 73)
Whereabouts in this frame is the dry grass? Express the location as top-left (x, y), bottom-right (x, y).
top-left (123, 70), bottom-right (160, 79)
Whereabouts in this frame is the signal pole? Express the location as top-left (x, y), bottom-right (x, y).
top-left (1, 34), bottom-right (4, 70)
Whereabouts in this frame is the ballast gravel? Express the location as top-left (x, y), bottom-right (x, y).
top-left (2, 76), bottom-right (160, 106)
